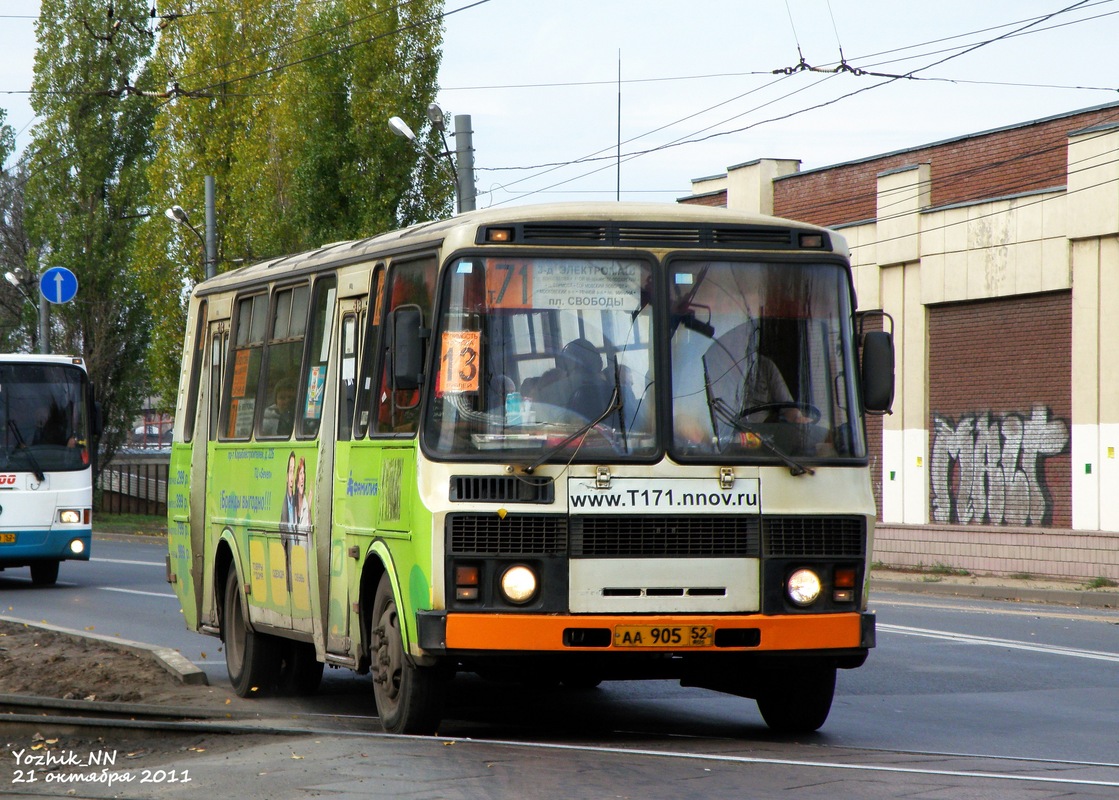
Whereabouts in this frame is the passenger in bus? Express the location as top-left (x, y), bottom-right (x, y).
top-left (262, 378), bottom-right (296, 436)
top-left (553, 338), bottom-right (612, 420)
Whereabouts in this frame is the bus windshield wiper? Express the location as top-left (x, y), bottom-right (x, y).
top-left (709, 398), bottom-right (814, 476)
top-left (8, 419), bottom-right (45, 482)
top-left (523, 388), bottom-right (621, 474)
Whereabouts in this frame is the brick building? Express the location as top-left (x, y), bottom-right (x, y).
top-left (682, 101), bottom-right (1119, 581)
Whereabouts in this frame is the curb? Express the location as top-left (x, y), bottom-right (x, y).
top-left (871, 578), bottom-right (1119, 609)
top-left (1, 615), bottom-right (208, 686)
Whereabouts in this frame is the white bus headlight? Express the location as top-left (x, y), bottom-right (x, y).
top-left (69, 538), bottom-right (86, 555)
top-left (499, 565), bottom-right (537, 605)
top-left (59, 509), bottom-right (82, 524)
top-left (786, 568), bottom-right (822, 607)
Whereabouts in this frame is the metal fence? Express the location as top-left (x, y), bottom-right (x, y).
top-left (96, 452), bottom-right (169, 516)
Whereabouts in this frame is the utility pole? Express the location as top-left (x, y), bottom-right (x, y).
top-left (204, 176), bottom-right (217, 280)
top-left (453, 114), bottom-right (476, 213)
top-left (37, 290), bottom-right (49, 355)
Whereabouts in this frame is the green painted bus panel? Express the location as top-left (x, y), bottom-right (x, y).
top-left (208, 442), bottom-right (320, 626)
top-left (167, 443), bottom-right (198, 630)
top-left (331, 440), bottom-right (433, 654)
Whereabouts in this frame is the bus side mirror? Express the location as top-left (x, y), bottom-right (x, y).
top-left (92, 401), bottom-right (104, 437)
top-left (860, 330), bottom-right (894, 414)
top-left (392, 305), bottom-right (425, 391)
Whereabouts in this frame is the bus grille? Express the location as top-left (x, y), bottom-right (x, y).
top-left (448, 514), bottom-right (567, 555)
top-left (449, 475), bottom-right (554, 503)
top-left (447, 514), bottom-right (864, 558)
top-left (570, 515), bottom-right (761, 558)
top-left (762, 516), bottom-right (866, 557)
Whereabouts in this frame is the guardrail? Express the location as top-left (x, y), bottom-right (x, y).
top-left (97, 451), bottom-right (169, 516)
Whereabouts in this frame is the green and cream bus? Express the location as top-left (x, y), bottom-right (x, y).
top-left (167, 201), bottom-right (894, 734)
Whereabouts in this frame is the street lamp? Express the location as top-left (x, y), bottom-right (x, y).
top-left (4, 268), bottom-right (49, 354)
top-left (389, 103), bottom-right (475, 214)
top-left (164, 177), bottom-right (217, 279)
top-left (165, 204), bottom-right (215, 279)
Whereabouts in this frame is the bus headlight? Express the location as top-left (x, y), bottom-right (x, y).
top-left (499, 565), bottom-right (537, 605)
top-left (69, 538), bottom-right (85, 555)
top-left (59, 509), bottom-right (82, 524)
top-left (786, 568), bottom-right (822, 607)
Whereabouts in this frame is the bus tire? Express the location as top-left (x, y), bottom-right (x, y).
top-left (222, 569), bottom-right (280, 697)
top-left (370, 572), bottom-right (446, 735)
top-left (755, 664), bottom-right (836, 734)
top-left (30, 560), bottom-right (60, 586)
top-left (278, 640), bottom-right (324, 696)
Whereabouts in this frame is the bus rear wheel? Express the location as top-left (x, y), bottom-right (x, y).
top-left (223, 569), bottom-right (280, 697)
top-left (30, 560), bottom-right (59, 586)
top-left (755, 664), bottom-right (836, 734)
top-left (370, 572), bottom-right (446, 735)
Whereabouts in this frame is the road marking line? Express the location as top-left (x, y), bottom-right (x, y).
top-left (879, 623), bottom-right (1119, 662)
top-left (99, 587), bottom-right (177, 599)
top-left (92, 558), bottom-right (165, 567)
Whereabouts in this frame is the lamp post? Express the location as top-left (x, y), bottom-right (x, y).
top-left (389, 103), bottom-right (475, 214)
top-left (165, 177), bottom-right (217, 279)
top-left (4, 268), bottom-right (49, 354)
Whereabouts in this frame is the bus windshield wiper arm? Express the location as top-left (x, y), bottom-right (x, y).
top-left (523, 388), bottom-right (621, 474)
top-left (752, 431), bottom-right (815, 477)
top-left (710, 399), bottom-right (814, 476)
top-left (8, 420), bottom-right (45, 482)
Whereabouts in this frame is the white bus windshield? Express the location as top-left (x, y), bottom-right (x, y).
top-left (424, 255), bottom-right (864, 464)
top-left (0, 363), bottom-right (90, 472)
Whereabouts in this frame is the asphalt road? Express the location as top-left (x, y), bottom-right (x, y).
top-left (4, 534), bottom-right (1119, 798)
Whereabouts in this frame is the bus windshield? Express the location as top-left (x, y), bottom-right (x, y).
top-left (0, 363), bottom-right (90, 472)
top-left (425, 255), bottom-right (864, 464)
top-left (425, 256), bottom-right (656, 459)
top-left (669, 259), bottom-right (865, 462)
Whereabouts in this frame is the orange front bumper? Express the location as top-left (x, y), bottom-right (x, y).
top-left (443, 611), bottom-right (871, 653)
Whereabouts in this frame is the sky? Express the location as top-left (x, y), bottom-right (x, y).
top-left (3, 0), bottom-right (1119, 209)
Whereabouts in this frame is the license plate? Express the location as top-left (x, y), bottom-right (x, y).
top-left (0, 533), bottom-right (15, 544)
top-left (614, 624), bottom-right (713, 648)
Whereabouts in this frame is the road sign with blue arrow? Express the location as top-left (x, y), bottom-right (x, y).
top-left (40, 267), bottom-right (78, 304)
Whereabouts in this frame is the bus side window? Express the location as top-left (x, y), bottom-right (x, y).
top-left (297, 276), bottom-right (336, 439)
top-left (371, 258), bottom-right (436, 435)
top-left (354, 267), bottom-right (385, 439)
top-left (182, 301), bottom-right (207, 443)
top-left (337, 313), bottom-right (357, 441)
top-left (208, 327), bottom-right (226, 441)
top-left (221, 293), bottom-right (268, 440)
top-left (258, 284), bottom-right (310, 439)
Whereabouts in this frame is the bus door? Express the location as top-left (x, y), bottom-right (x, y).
top-left (328, 289), bottom-right (375, 655)
top-left (168, 302), bottom-right (215, 630)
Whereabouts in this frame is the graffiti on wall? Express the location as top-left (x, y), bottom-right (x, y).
top-left (930, 405), bottom-right (1069, 526)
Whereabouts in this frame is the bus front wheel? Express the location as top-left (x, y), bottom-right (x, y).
top-left (755, 664), bottom-right (836, 734)
top-left (370, 572), bottom-right (446, 735)
top-left (30, 560), bottom-right (59, 586)
top-left (222, 569), bottom-right (280, 697)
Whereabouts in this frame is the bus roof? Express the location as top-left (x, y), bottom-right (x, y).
top-left (192, 201), bottom-right (844, 297)
top-left (0, 353), bottom-right (88, 371)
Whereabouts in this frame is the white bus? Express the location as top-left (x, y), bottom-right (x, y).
top-left (0, 354), bottom-right (98, 585)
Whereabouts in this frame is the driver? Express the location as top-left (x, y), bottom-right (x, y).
top-left (737, 353), bottom-right (810, 424)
